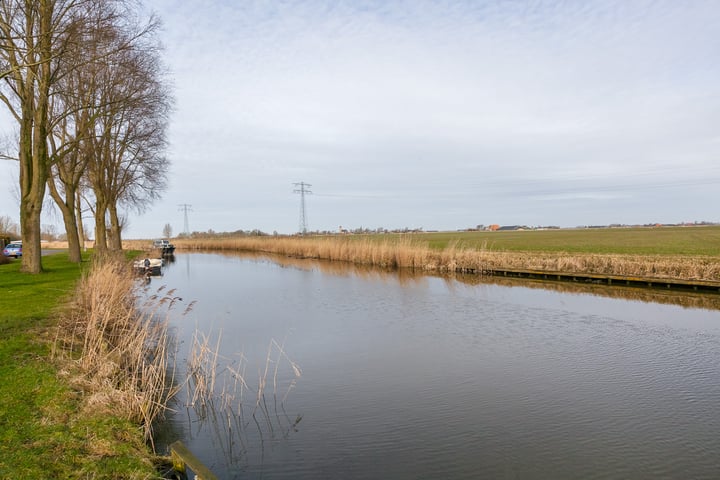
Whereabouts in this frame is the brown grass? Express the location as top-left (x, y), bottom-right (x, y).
top-left (52, 257), bottom-right (180, 448)
top-left (162, 236), bottom-right (720, 282)
top-left (41, 240), bottom-right (94, 250)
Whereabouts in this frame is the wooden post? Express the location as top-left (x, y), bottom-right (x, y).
top-left (169, 441), bottom-right (219, 480)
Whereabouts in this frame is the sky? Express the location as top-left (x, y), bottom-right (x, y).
top-left (1, 0), bottom-right (719, 238)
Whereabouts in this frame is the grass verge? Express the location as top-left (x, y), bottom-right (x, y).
top-left (0, 253), bottom-right (164, 479)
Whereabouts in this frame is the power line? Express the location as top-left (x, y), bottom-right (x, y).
top-left (293, 182), bottom-right (312, 235)
top-left (178, 204), bottom-right (192, 235)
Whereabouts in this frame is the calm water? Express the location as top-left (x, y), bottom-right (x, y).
top-left (153, 252), bottom-right (720, 479)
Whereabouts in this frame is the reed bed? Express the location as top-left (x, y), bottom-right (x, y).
top-left (168, 236), bottom-right (720, 282)
top-left (52, 257), bottom-right (180, 448)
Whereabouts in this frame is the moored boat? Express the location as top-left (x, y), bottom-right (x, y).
top-left (133, 257), bottom-right (163, 276)
top-left (152, 239), bottom-right (176, 256)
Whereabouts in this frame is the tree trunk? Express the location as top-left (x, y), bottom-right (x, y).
top-left (94, 197), bottom-right (108, 255)
top-left (19, 109), bottom-right (45, 273)
top-left (19, 193), bottom-right (44, 273)
top-left (21, 115), bottom-right (51, 273)
top-left (76, 190), bottom-right (86, 252)
top-left (47, 178), bottom-right (82, 263)
top-left (18, 0), bottom-right (54, 274)
top-left (107, 202), bottom-right (123, 251)
top-left (65, 214), bottom-right (82, 262)
top-left (56, 193), bottom-right (82, 262)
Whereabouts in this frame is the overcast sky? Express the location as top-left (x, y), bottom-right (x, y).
top-left (2, 0), bottom-right (719, 238)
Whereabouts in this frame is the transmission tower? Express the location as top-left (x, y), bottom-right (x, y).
top-left (293, 182), bottom-right (312, 235)
top-left (178, 204), bottom-right (193, 235)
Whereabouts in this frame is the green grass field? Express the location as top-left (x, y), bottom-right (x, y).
top-left (0, 253), bottom-right (158, 479)
top-left (392, 226), bottom-right (720, 256)
top-left (0, 253), bottom-right (84, 332)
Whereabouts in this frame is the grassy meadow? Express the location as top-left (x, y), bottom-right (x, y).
top-left (150, 225), bottom-right (720, 282)
top-left (385, 225), bottom-right (720, 256)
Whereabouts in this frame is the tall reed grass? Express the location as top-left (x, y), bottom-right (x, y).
top-left (185, 332), bottom-right (302, 437)
top-left (52, 257), bottom-right (180, 448)
top-left (162, 236), bottom-right (720, 282)
top-left (174, 329), bottom-right (303, 469)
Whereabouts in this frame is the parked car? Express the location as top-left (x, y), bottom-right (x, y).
top-left (2, 242), bottom-right (22, 258)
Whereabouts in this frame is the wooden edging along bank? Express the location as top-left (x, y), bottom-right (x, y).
top-left (456, 267), bottom-right (720, 294)
top-left (170, 441), bottom-right (218, 480)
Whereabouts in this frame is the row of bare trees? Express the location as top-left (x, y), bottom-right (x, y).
top-left (0, 0), bottom-right (170, 272)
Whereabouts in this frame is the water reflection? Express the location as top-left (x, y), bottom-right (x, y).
top-left (157, 324), bottom-right (303, 475)
top-left (174, 379), bottom-right (302, 475)
top-left (156, 252), bottom-right (720, 479)
top-left (457, 272), bottom-right (720, 310)
top-left (211, 250), bottom-right (720, 311)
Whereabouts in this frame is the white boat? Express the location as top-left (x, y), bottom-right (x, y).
top-left (134, 257), bottom-right (163, 276)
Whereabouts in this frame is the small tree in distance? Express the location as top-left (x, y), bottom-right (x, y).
top-left (0, 215), bottom-right (18, 237)
top-left (162, 223), bottom-right (173, 239)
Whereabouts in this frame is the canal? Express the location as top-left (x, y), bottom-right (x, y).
top-left (153, 252), bottom-right (720, 479)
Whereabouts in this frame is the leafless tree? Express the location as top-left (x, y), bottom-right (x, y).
top-left (0, 0), bottom-right (67, 272)
top-left (0, 0), bottom-right (115, 271)
top-left (0, 215), bottom-right (18, 235)
top-left (1, 0), bottom-right (169, 270)
top-left (46, 3), bottom-right (127, 262)
top-left (46, 76), bottom-right (93, 260)
top-left (85, 24), bottom-right (170, 253)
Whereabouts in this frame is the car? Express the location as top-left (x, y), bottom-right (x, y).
top-left (2, 242), bottom-right (22, 258)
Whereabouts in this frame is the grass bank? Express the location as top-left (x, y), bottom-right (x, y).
top-left (0, 253), bottom-right (172, 478)
top-left (156, 227), bottom-right (720, 282)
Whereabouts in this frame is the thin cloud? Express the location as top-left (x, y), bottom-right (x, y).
top-left (3, 0), bottom-right (718, 235)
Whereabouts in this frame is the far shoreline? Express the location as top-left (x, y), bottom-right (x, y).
top-left (121, 226), bottom-right (720, 286)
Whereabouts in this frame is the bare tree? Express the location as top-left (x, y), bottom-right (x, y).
top-left (0, 0), bottom-right (54, 272)
top-left (162, 222), bottom-right (172, 238)
top-left (0, 0), bottom-right (104, 271)
top-left (41, 223), bottom-right (57, 241)
top-left (1, 0), bottom-right (168, 269)
top-left (86, 25), bottom-right (170, 253)
top-left (0, 215), bottom-right (18, 235)
top-left (46, 4), bottom-right (122, 262)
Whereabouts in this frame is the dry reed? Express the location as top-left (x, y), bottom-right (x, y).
top-left (52, 257), bottom-right (180, 448)
top-left (166, 236), bottom-right (720, 282)
top-left (184, 332), bottom-right (302, 446)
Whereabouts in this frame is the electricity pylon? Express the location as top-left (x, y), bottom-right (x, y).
top-left (178, 204), bottom-right (192, 235)
top-left (293, 182), bottom-right (312, 235)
